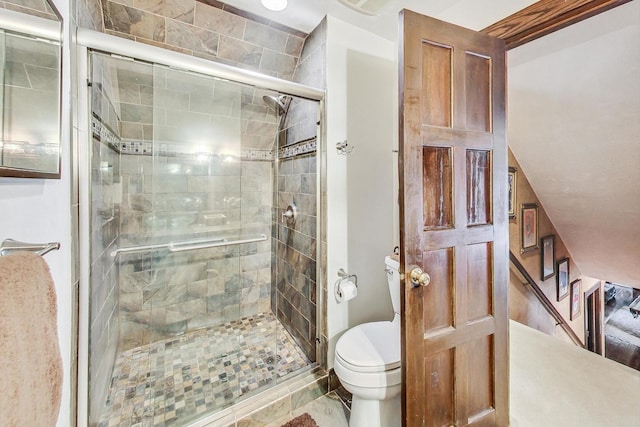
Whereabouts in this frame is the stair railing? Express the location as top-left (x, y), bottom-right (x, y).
top-left (509, 251), bottom-right (584, 347)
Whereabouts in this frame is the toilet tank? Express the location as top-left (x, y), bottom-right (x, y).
top-left (385, 256), bottom-right (400, 316)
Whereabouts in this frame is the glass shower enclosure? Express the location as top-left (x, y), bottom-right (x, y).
top-left (86, 51), bottom-right (321, 426)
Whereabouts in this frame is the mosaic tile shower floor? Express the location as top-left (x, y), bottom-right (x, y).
top-left (98, 313), bottom-right (310, 427)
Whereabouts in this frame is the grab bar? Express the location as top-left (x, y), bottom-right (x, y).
top-left (169, 234), bottom-right (267, 252)
top-left (111, 234), bottom-right (267, 257)
top-left (0, 239), bottom-right (60, 257)
top-left (111, 238), bottom-right (224, 256)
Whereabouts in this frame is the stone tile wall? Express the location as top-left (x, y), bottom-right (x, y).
top-left (96, 55), bottom-right (276, 350)
top-left (0, 0), bottom-right (59, 20)
top-left (283, 19), bottom-right (326, 147)
top-left (88, 54), bottom-right (121, 424)
top-left (77, 0), bottom-right (104, 31)
top-left (116, 154), bottom-right (274, 350)
top-left (94, 0), bottom-right (306, 81)
top-left (81, 0), bottom-right (329, 365)
top-left (272, 19), bottom-right (326, 363)
top-left (273, 153), bottom-right (318, 361)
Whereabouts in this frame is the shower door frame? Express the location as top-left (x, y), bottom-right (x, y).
top-left (76, 28), bottom-right (325, 427)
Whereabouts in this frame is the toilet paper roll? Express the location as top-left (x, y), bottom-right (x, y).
top-left (336, 280), bottom-right (357, 303)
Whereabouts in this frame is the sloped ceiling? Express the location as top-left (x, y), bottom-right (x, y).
top-left (508, 0), bottom-right (640, 288)
top-left (224, 0), bottom-right (639, 287)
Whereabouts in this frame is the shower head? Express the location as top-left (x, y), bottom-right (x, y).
top-left (262, 94), bottom-right (289, 115)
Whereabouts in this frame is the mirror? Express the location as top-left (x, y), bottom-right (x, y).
top-left (0, 1), bottom-right (62, 178)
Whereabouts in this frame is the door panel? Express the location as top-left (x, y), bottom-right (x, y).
top-left (399, 10), bottom-right (508, 426)
top-left (422, 147), bottom-right (453, 229)
top-left (466, 336), bottom-right (494, 412)
top-left (466, 242), bottom-right (493, 321)
top-left (421, 43), bottom-right (452, 127)
top-left (425, 350), bottom-right (455, 426)
top-left (464, 53), bottom-right (492, 132)
top-left (466, 150), bottom-right (491, 226)
top-left (423, 247), bottom-right (454, 333)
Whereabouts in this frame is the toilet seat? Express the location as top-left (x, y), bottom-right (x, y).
top-left (335, 321), bottom-right (400, 373)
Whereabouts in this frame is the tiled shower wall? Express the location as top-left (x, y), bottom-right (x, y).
top-left (98, 57), bottom-right (276, 350)
top-left (116, 151), bottom-right (274, 351)
top-left (76, 0), bottom-right (104, 31)
top-left (88, 56), bottom-right (122, 421)
top-left (78, 0), bottom-right (328, 363)
top-left (273, 19), bottom-right (326, 363)
top-left (80, 0), bottom-right (307, 81)
top-left (0, 0), bottom-right (58, 20)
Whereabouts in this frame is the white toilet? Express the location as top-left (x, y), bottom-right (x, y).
top-left (334, 256), bottom-right (401, 427)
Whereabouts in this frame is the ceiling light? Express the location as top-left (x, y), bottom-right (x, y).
top-left (261, 0), bottom-right (287, 12)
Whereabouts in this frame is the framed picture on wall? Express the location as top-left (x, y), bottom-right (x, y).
top-left (570, 279), bottom-right (582, 320)
top-left (508, 167), bottom-right (517, 219)
top-left (520, 203), bottom-right (538, 253)
top-left (557, 258), bottom-right (570, 301)
top-left (541, 235), bottom-right (555, 280)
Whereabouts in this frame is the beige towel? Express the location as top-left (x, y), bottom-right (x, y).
top-left (0, 252), bottom-right (63, 426)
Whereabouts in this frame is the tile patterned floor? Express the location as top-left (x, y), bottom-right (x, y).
top-left (98, 313), bottom-right (310, 427)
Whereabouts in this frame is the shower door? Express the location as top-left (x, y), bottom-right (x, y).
top-left (87, 51), bottom-right (315, 427)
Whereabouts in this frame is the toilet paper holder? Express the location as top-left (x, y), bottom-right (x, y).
top-left (335, 268), bottom-right (358, 299)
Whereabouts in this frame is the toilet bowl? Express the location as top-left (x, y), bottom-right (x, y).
top-left (334, 256), bottom-right (401, 427)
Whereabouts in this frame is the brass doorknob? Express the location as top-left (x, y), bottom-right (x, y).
top-left (410, 267), bottom-right (431, 287)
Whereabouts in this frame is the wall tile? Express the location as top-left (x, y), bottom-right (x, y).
top-left (194, 1), bottom-right (245, 38)
top-left (119, 102), bottom-right (153, 123)
top-left (260, 49), bottom-right (297, 78)
top-left (103, 1), bottom-right (166, 42)
top-left (117, 80), bottom-right (141, 104)
top-left (166, 18), bottom-right (219, 57)
top-left (217, 36), bottom-right (262, 69)
top-left (151, 87), bottom-right (191, 110)
top-left (241, 252), bottom-right (271, 272)
top-left (134, 0), bottom-right (195, 24)
top-left (166, 298), bottom-right (207, 323)
top-left (285, 35), bottom-right (305, 57)
top-left (245, 119), bottom-right (278, 137)
top-left (244, 20), bottom-right (288, 53)
top-left (77, 0), bottom-right (106, 32)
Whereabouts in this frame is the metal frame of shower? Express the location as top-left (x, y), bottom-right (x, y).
top-left (76, 28), bottom-right (325, 427)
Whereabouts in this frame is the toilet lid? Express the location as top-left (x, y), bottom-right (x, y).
top-left (335, 321), bottom-right (400, 373)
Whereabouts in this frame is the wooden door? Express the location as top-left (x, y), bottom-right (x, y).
top-left (399, 10), bottom-right (508, 426)
top-left (585, 285), bottom-right (602, 354)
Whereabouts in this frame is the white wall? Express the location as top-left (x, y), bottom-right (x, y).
top-left (325, 16), bottom-right (397, 367)
top-left (507, 1), bottom-right (640, 288)
top-left (0, 1), bottom-right (73, 426)
top-left (346, 50), bottom-right (396, 326)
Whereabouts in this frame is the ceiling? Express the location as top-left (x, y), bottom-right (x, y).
top-left (223, 0), bottom-right (536, 38)
top-left (508, 0), bottom-right (640, 288)
top-left (228, 0), bottom-right (639, 287)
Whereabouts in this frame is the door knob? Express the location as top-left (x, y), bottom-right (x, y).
top-left (410, 267), bottom-right (431, 288)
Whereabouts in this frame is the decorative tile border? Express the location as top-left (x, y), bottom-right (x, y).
top-left (241, 149), bottom-right (274, 161)
top-left (93, 117), bottom-right (317, 162)
top-left (91, 115), bottom-right (121, 149)
top-left (279, 137), bottom-right (317, 160)
top-left (119, 140), bottom-right (153, 155)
